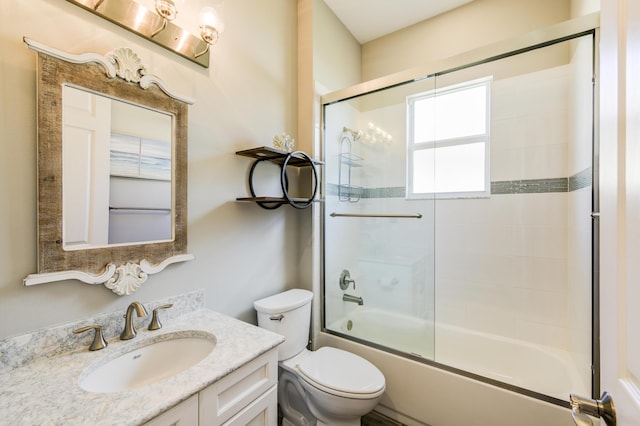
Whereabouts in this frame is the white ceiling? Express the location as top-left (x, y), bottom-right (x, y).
top-left (323, 0), bottom-right (475, 44)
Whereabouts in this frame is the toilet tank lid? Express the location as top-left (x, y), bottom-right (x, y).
top-left (254, 289), bottom-right (313, 314)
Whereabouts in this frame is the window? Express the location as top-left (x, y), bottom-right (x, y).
top-left (407, 77), bottom-right (491, 198)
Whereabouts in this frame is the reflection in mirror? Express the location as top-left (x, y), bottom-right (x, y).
top-left (62, 86), bottom-right (173, 249)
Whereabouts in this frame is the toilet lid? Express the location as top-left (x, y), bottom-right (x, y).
top-left (296, 347), bottom-right (385, 395)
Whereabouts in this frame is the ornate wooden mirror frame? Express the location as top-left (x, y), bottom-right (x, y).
top-left (23, 38), bottom-right (194, 295)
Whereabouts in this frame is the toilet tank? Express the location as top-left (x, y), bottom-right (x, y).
top-left (254, 289), bottom-right (313, 361)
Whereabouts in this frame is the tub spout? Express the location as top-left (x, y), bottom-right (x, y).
top-left (343, 294), bottom-right (363, 305)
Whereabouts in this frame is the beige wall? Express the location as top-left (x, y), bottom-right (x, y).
top-left (362, 0), bottom-right (571, 81)
top-left (0, 0), bottom-right (301, 338)
top-left (571, 0), bottom-right (600, 17)
top-left (313, 0), bottom-right (361, 92)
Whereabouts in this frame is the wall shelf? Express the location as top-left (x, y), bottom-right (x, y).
top-left (236, 196), bottom-right (317, 205)
top-left (236, 147), bottom-right (321, 209)
top-left (235, 147), bottom-right (323, 166)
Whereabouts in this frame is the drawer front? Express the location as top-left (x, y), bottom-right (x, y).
top-left (144, 394), bottom-right (199, 426)
top-left (222, 385), bottom-right (277, 426)
top-left (199, 349), bottom-right (278, 425)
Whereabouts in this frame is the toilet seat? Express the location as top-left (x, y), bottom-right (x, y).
top-left (295, 347), bottom-right (385, 399)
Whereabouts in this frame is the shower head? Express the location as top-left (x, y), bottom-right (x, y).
top-left (342, 126), bottom-right (362, 141)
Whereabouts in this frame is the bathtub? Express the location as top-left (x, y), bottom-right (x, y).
top-left (330, 308), bottom-right (435, 359)
top-left (321, 308), bottom-right (588, 426)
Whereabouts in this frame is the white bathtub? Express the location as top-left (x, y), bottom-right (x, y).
top-left (325, 308), bottom-right (589, 424)
top-left (330, 308), bottom-right (435, 359)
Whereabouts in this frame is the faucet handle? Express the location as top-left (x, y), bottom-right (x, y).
top-left (73, 325), bottom-right (108, 351)
top-left (148, 303), bottom-right (173, 331)
top-left (340, 269), bottom-right (356, 290)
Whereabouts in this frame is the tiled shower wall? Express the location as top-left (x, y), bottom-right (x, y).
top-left (324, 39), bottom-right (593, 388)
top-left (434, 64), bottom-right (577, 349)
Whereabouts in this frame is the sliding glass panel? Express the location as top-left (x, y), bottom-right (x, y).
top-left (431, 34), bottom-right (593, 400)
top-left (323, 76), bottom-right (437, 360)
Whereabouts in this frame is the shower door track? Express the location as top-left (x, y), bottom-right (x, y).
top-left (322, 327), bottom-right (572, 408)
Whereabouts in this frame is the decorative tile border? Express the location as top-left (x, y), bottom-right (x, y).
top-left (327, 168), bottom-right (592, 199)
top-left (569, 167), bottom-right (593, 192)
top-left (363, 187), bottom-right (406, 198)
top-left (490, 178), bottom-right (568, 194)
top-left (327, 184), bottom-right (406, 198)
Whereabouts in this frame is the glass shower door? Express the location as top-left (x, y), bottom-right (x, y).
top-left (322, 31), bottom-right (595, 403)
top-left (323, 76), bottom-right (437, 360)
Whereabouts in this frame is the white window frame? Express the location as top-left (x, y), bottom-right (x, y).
top-left (406, 76), bottom-right (492, 199)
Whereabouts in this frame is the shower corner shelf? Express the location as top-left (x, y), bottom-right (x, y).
top-left (338, 137), bottom-right (363, 203)
top-left (339, 152), bottom-right (364, 167)
top-left (235, 146), bottom-right (322, 210)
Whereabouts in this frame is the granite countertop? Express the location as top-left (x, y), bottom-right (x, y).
top-left (0, 309), bottom-right (284, 426)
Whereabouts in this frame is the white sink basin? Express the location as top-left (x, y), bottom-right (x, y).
top-left (79, 331), bottom-right (216, 393)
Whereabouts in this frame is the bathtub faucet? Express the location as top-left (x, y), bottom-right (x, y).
top-left (343, 294), bottom-right (364, 305)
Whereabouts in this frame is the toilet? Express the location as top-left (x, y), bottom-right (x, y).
top-left (254, 289), bottom-right (386, 426)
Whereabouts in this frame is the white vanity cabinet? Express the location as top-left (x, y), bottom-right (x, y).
top-left (145, 349), bottom-right (278, 426)
top-left (145, 394), bottom-right (199, 426)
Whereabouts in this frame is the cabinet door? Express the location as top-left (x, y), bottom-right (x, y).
top-left (199, 349), bottom-right (278, 425)
top-left (144, 394), bottom-right (199, 426)
top-left (222, 385), bottom-right (277, 426)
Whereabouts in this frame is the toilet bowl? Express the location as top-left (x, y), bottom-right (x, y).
top-left (254, 289), bottom-right (386, 426)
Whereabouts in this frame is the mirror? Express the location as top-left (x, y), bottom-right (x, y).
top-left (62, 86), bottom-right (173, 249)
top-left (23, 38), bottom-right (194, 295)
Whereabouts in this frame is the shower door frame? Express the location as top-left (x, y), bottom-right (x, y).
top-left (319, 13), bottom-right (601, 408)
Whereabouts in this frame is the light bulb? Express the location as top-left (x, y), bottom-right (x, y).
top-left (155, 0), bottom-right (179, 20)
top-left (199, 5), bottom-right (224, 44)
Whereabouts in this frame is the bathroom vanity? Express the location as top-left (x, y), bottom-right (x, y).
top-left (146, 349), bottom-right (278, 426)
top-left (0, 291), bottom-right (284, 425)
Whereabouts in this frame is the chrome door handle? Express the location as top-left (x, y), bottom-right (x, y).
top-left (570, 392), bottom-right (616, 426)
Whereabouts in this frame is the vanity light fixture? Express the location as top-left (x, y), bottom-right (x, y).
top-left (65, 0), bottom-right (224, 68)
top-left (195, 5), bottom-right (225, 58)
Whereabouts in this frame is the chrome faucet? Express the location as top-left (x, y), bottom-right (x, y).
top-left (120, 301), bottom-right (148, 340)
top-left (343, 294), bottom-right (364, 305)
